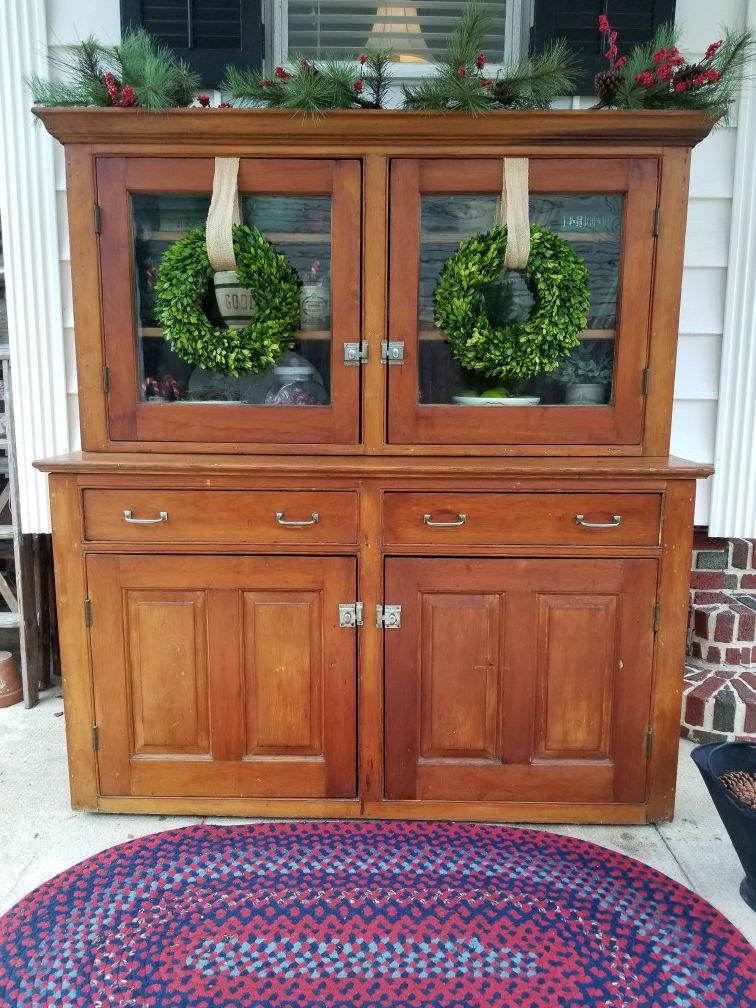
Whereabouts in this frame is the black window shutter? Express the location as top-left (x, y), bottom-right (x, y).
top-left (532, 2), bottom-right (676, 95)
top-left (120, 0), bottom-right (263, 89)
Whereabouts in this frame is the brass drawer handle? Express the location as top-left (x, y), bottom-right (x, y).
top-left (423, 513), bottom-right (467, 527)
top-left (275, 511), bottom-right (319, 527)
top-left (575, 514), bottom-right (622, 529)
top-left (123, 509), bottom-right (168, 525)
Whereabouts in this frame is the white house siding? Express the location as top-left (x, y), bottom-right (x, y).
top-left (47, 0), bottom-right (121, 465)
top-left (1, 0), bottom-right (745, 531)
top-left (674, 0), bottom-right (746, 524)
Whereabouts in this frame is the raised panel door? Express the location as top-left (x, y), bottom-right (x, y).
top-left (384, 557), bottom-right (657, 804)
top-left (87, 554), bottom-right (356, 799)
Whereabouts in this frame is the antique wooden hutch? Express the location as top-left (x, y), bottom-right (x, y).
top-left (35, 108), bottom-right (714, 822)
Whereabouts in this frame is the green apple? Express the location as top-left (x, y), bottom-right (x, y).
top-left (459, 388), bottom-right (477, 397)
top-left (481, 387), bottom-right (509, 398)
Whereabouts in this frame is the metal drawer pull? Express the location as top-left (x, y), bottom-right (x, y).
top-left (423, 513), bottom-right (467, 527)
top-left (275, 511), bottom-right (319, 527)
top-left (575, 514), bottom-right (622, 529)
top-left (123, 509), bottom-right (168, 525)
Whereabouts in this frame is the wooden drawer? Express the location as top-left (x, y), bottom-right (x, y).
top-left (82, 489), bottom-right (358, 544)
top-left (383, 492), bottom-right (662, 546)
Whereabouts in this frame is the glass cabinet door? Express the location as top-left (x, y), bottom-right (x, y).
top-left (387, 158), bottom-right (659, 446)
top-left (97, 158), bottom-right (361, 445)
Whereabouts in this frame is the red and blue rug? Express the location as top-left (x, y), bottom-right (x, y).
top-left (0, 820), bottom-right (754, 1006)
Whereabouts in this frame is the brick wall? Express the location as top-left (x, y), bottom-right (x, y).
top-left (682, 536), bottom-right (756, 742)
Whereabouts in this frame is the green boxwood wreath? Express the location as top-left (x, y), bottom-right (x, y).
top-left (154, 224), bottom-right (301, 376)
top-left (434, 224), bottom-right (591, 381)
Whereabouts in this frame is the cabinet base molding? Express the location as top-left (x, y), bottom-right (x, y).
top-left (92, 795), bottom-right (652, 824)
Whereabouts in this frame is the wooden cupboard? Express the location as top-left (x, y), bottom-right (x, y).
top-left (35, 108), bottom-right (715, 822)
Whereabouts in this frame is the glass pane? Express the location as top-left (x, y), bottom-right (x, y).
top-left (418, 194), bottom-right (622, 407)
top-left (131, 193), bottom-right (332, 407)
top-left (287, 2), bottom-right (506, 62)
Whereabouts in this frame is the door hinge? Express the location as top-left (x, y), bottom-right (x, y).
top-left (93, 203), bottom-right (102, 234)
top-left (84, 598), bottom-right (93, 627)
top-left (646, 727), bottom-right (653, 759)
top-left (93, 725), bottom-right (100, 752)
top-left (380, 341), bottom-right (405, 365)
top-left (652, 207), bottom-right (661, 236)
top-left (653, 602), bottom-right (661, 634)
top-left (343, 341), bottom-right (368, 366)
top-left (376, 603), bottom-right (402, 629)
top-left (102, 365), bottom-right (110, 394)
top-left (338, 602), bottom-right (364, 628)
top-left (641, 368), bottom-right (650, 395)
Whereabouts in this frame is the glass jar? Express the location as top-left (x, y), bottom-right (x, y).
top-left (264, 355), bottom-right (328, 406)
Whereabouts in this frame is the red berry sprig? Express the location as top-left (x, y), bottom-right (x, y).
top-left (103, 71), bottom-right (120, 106)
top-left (598, 15), bottom-right (626, 70)
top-left (103, 71), bottom-right (139, 107)
top-left (635, 37), bottom-right (723, 94)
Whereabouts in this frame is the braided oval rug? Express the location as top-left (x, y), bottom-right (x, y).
top-left (1, 820), bottom-right (754, 1007)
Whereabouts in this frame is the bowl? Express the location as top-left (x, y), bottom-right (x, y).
top-left (452, 395), bottom-right (541, 406)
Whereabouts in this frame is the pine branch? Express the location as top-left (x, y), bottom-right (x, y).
top-left (226, 52), bottom-right (392, 114)
top-left (612, 23), bottom-right (755, 122)
top-left (493, 40), bottom-right (578, 108)
top-left (38, 34), bottom-right (111, 105)
top-left (27, 76), bottom-right (94, 107)
top-left (28, 27), bottom-right (198, 108)
top-left (446, 0), bottom-right (493, 69)
top-left (403, 23), bottom-right (576, 113)
top-left (360, 47), bottom-right (394, 109)
top-left (613, 22), bottom-right (677, 109)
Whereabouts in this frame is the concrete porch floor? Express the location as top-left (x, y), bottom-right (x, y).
top-left (1, 689), bottom-right (754, 946)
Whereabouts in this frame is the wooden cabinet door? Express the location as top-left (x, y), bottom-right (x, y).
top-left (387, 158), bottom-right (659, 447)
top-left (385, 557), bottom-right (657, 805)
top-left (87, 555), bottom-right (356, 799)
top-left (97, 157), bottom-right (361, 447)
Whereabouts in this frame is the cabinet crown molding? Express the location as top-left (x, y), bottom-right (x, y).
top-left (33, 107), bottom-right (718, 150)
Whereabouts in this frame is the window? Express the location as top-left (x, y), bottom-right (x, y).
top-left (267, 1), bottom-right (521, 70)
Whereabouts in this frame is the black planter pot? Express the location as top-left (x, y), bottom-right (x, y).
top-left (692, 742), bottom-right (756, 911)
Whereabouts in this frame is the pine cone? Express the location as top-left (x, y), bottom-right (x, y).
top-left (720, 770), bottom-right (756, 810)
top-left (594, 69), bottom-right (624, 106)
top-left (490, 79), bottom-right (516, 107)
top-left (673, 62), bottom-right (703, 87)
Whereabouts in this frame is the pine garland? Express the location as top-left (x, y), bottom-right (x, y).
top-left (28, 28), bottom-right (199, 109)
top-left (599, 20), bottom-right (755, 123)
top-left (402, 0), bottom-right (577, 113)
top-left (225, 49), bottom-right (394, 114)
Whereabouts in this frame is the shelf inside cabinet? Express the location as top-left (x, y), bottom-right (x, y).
top-left (144, 231), bottom-right (331, 244)
top-left (420, 232), bottom-right (619, 244)
top-left (418, 328), bottom-right (615, 341)
top-left (140, 327), bottom-right (331, 342)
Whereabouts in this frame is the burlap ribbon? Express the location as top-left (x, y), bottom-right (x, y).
top-left (496, 158), bottom-right (530, 270)
top-left (206, 157), bottom-right (241, 272)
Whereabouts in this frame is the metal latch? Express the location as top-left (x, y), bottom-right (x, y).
top-left (380, 341), bottom-right (405, 365)
top-left (339, 603), bottom-right (364, 628)
top-left (343, 341), bottom-right (368, 366)
top-left (376, 604), bottom-right (402, 629)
